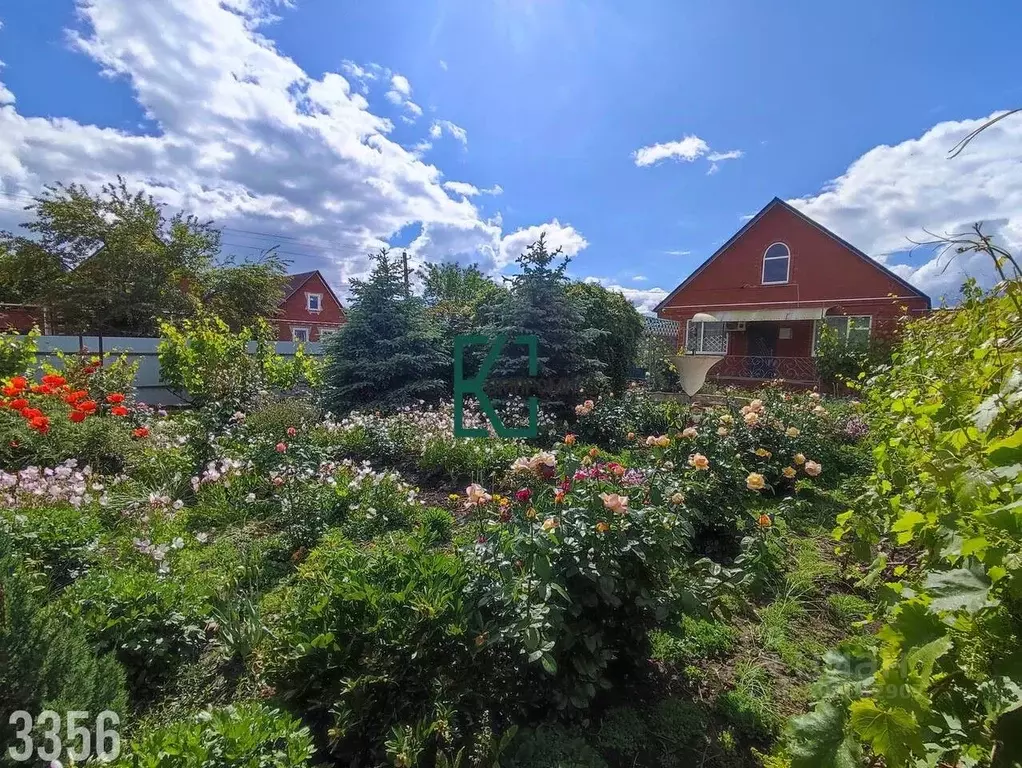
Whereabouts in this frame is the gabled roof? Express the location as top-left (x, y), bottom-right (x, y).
top-left (654, 197), bottom-right (931, 313)
top-left (280, 269), bottom-right (346, 313)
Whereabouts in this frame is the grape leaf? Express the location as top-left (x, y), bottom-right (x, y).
top-left (787, 699), bottom-right (861, 768)
top-left (849, 700), bottom-right (922, 768)
top-left (924, 568), bottom-right (996, 614)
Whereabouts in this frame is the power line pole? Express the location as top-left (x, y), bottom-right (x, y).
top-left (402, 251), bottom-right (411, 297)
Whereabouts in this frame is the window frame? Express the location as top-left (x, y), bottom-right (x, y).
top-left (291, 326), bottom-right (310, 343)
top-left (761, 242), bottom-right (791, 285)
top-left (305, 292), bottom-right (323, 312)
top-left (811, 315), bottom-right (872, 356)
top-left (685, 320), bottom-right (729, 355)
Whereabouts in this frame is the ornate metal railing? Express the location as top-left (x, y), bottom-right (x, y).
top-left (706, 356), bottom-right (818, 384)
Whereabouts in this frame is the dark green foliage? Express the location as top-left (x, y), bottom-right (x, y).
top-left (594, 706), bottom-right (647, 758)
top-left (201, 253), bottom-right (290, 333)
top-left (488, 236), bottom-right (603, 416)
top-left (566, 281), bottom-right (644, 395)
top-left (421, 261), bottom-right (506, 343)
top-left (260, 529), bottom-right (481, 764)
top-left (825, 594), bottom-right (871, 629)
top-left (716, 664), bottom-right (781, 742)
top-left (508, 725), bottom-right (608, 768)
top-left (571, 391), bottom-right (676, 450)
top-left (323, 249), bottom-right (448, 414)
top-left (0, 542), bottom-right (128, 760)
top-left (244, 398), bottom-right (322, 440)
top-left (111, 702), bottom-right (315, 768)
top-left (417, 506), bottom-right (456, 544)
top-left (647, 697), bottom-right (707, 753)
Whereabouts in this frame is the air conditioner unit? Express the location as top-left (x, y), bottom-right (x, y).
top-left (724, 321), bottom-right (746, 332)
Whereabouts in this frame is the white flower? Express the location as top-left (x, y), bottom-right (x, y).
top-left (245, 492), bottom-right (256, 503)
top-left (196, 532), bottom-right (209, 544)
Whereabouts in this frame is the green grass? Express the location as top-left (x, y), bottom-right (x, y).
top-left (650, 615), bottom-right (738, 665)
top-left (715, 661), bottom-right (781, 741)
top-left (826, 593), bottom-right (871, 628)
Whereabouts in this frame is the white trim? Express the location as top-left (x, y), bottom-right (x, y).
top-left (291, 326), bottom-right (310, 343)
top-left (685, 319), bottom-right (729, 355)
top-left (305, 292), bottom-right (323, 312)
top-left (761, 242), bottom-right (790, 285)
top-left (663, 295), bottom-right (922, 310)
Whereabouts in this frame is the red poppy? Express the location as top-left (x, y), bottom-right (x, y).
top-left (29, 415), bottom-right (50, 434)
top-left (77, 400), bottom-right (98, 414)
top-left (2, 386), bottom-right (19, 398)
top-left (9, 398), bottom-right (29, 411)
top-left (110, 405), bottom-right (129, 417)
top-left (106, 393), bottom-right (126, 404)
top-left (83, 366), bottom-right (97, 375)
top-left (132, 426), bottom-right (149, 439)
top-left (69, 410), bottom-right (87, 423)
top-left (41, 373), bottom-right (66, 387)
top-left (9, 376), bottom-right (27, 390)
top-left (31, 384), bottom-right (53, 395)
top-left (20, 407), bottom-right (43, 419)
top-left (64, 390), bottom-right (88, 404)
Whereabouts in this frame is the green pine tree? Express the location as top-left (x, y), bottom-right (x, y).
top-left (488, 235), bottom-right (603, 416)
top-left (323, 250), bottom-right (448, 414)
top-left (1, 542), bottom-right (128, 764)
top-left (566, 281), bottom-right (644, 396)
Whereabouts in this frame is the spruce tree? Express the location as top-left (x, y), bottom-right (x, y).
top-left (488, 235), bottom-right (603, 416)
top-left (323, 250), bottom-right (448, 414)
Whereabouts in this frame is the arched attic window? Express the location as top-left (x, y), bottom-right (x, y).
top-left (762, 242), bottom-right (790, 284)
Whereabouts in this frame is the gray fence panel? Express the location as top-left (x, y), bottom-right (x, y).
top-left (17, 335), bottom-right (326, 406)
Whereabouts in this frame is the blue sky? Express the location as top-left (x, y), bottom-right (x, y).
top-left (1, 0), bottom-right (1021, 310)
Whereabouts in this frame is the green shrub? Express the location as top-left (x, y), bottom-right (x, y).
top-left (417, 506), bottom-right (455, 544)
top-left (650, 615), bottom-right (738, 665)
top-left (1, 502), bottom-right (103, 587)
top-left (571, 392), bottom-right (674, 451)
top-left (244, 398), bottom-right (322, 440)
top-left (0, 543), bottom-right (128, 761)
top-left (594, 706), bottom-right (647, 758)
top-left (508, 725), bottom-right (607, 768)
top-left (647, 697), bottom-right (706, 753)
top-left (0, 326), bottom-right (38, 379)
top-left (260, 530), bottom-right (478, 763)
top-left (70, 566), bottom-right (212, 699)
top-left (112, 702), bottom-right (315, 768)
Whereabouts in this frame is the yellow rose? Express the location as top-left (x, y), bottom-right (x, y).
top-left (688, 453), bottom-right (710, 470)
top-left (794, 453), bottom-right (806, 465)
top-left (755, 448), bottom-right (772, 458)
top-left (670, 492), bottom-right (685, 505)
top-left (682, 427), bottom-right (698, 439)
top-left (743, 411), bottom-right (760, 426)
top-left (656, 435), bottom-right (671, 448)
top-left (785, 426), bottom-right (800, 438)
top-left (596, 521), bottom-right (610, 533)
top-left (746, 472), bottom-right (766, 491)
top-left (542, 517), bottom-right (559, 531)
top-left (782, 466), bottom-right (797, 479)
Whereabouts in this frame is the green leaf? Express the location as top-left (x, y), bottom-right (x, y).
top-left (540, 654), bottom-right (558, 675)
top-left (891, 511), bottom-right (926, 545)
top-left (924, 568), bottom-right (996, 614)
top-left (787, 699), bottom-right (861, 768)
top-left (987, 429), bottom-right (1022, 467)
top-left (848, 700), bottom-right (922, 768)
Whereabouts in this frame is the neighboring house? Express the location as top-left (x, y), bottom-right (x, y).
top-left (655, 198), bottom-right (931, 386)
top-left (0, 303), bottom-right (48, 334)
top-left (274, 270), bottom-right (347, 342)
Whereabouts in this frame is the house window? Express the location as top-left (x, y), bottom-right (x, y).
top-left (762, 243), bottom-right (790, 284)
top-left (292, 327), bottom-right (310, 343)
top-left (685, 321), bottom-right (727, 355)
top-left (306, 293), bottom-right (323, 312)
top-left (812, 316), bottom-right (871, 354)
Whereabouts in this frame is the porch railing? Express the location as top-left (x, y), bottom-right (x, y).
top-left (707, 355), bottom-right (818, 384)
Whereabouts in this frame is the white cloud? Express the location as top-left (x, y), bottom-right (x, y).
top-left (633, 135), bottom-right (743, 174)
top-left (439, 59), bottom-right (448, 71)
top-left (663, 249), bottom-right (691, 256)
top-left (442, 181), bottom-right (502, 197)
top-left (443, 181), bottom-right (480, 197)
top-left (0, 0), bottom-right (565, 287)
top-left (430, 119), bottom-right (468, 146)
top-left (788, 110), bottom-right (1022, 301)
top-left (632, 275), bottom-right (646, 281)
top-left (583, 277), bottom-right (668, 314)
top-left (390, 74), bottom-right (411, 97)
top-left (499, 219), bottom-right (588, 267)
top-left (633, 135), bottom-right (708, 167)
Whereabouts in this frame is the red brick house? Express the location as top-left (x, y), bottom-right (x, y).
top-left (655, 198), bottom-right (930, 386)
top-left (274, 270), bottom-right (346, 342)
